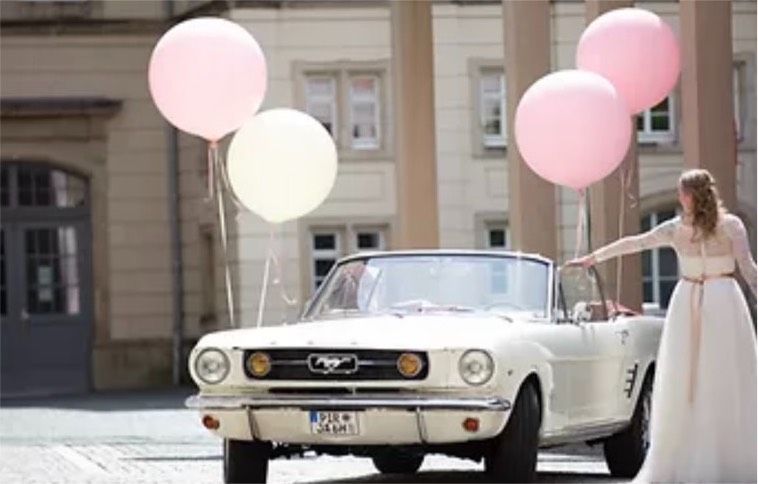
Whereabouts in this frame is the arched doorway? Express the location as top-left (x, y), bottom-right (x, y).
top-left (1, 162), bottom-right (93, 396)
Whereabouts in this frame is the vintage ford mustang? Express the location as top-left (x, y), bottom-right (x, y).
top-left (186, 250), bottom-right (663, 483)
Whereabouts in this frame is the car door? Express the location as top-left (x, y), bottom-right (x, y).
top-left (557, 266), bottom-right (627, 427)
top-left (522, 266), bottom-right (611, 434)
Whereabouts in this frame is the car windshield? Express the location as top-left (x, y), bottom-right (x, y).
top-left (305, 254), bottom-right (550, 320)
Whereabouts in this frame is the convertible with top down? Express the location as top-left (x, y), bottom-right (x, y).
top-left (186, 250), bottom-right (662, 483)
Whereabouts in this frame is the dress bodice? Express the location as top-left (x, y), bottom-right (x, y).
top-left (678, 255), bottom-right (735, 279)
top-left (593, 213), bottom-right (757, 297)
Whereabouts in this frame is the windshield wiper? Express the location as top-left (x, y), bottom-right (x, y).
top-left (490, 312), bottom-right (514, 323)
top-left (385, 300), bottom-right (483, 315)
top-left (435, 305), bottom-right (477, 313)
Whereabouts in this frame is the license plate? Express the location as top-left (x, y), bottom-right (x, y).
top-left (309, 410), bottom-right (359, 435)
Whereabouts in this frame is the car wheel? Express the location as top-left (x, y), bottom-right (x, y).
top-left (485, 382), bottom-right (540, 483)
top-left (371, 450), bottom-right (424, 475)
top-left (224, 438), bottom-right (271, 483)
top-left (603, 372), bottom-right (653, 478)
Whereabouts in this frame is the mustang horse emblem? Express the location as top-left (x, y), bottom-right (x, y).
top-left (308, 354), bottom-right (358, 374)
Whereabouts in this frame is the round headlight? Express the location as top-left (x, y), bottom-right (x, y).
top-left (459, 350), bottom-right (494, 386)
top-left (194, 348), bottom-right (230, 384)
top-left (247, 351), bottom-right (271, 378)
top-left (397, 352), bottom-right (423, 378)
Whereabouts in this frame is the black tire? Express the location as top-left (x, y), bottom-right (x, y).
top-left (485, 382), bottom-right (541, 483)
top-left (603, 373), bottom-right (653, 478)
top-left (371, 450), bottom-right (424, 475)
top-left (224, 438), bottom-right (271, 484)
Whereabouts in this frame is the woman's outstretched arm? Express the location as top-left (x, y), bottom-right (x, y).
top-left (567, 217), bottom-right (677, 267)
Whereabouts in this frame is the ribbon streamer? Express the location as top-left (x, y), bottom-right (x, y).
top-left (209, 147), bottom-right (300, 329)
top-left (688, 278), bottom-right (703, 404)
top-left (210, 142), bottom-right (237, 328)
top-left (208, 143), bottom-right (297, 328)
top-left (268, 230), bottom-right (299, 309)
top-left (255, 226), bottom-right (299, 328)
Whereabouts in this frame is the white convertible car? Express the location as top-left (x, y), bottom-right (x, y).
top-left (186, 250), bottom-right (663, 483)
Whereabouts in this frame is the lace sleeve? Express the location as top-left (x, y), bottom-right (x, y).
top-left (593, 218), bottom-right (676, 264)
top-left (724, 214), bottom-right (757, 298)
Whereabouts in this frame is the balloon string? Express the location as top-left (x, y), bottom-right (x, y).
top-left (206, 143), bottom-right (215, 202)
top-left (616, 167), bottom-right (628, 306)
top-left (574, 189), bottom-right (587, 259)
top-left (268, 229), bottom-right (299, 309)
top-left (615, 162), bottom-right (637, 309)
top-left (212, 142), bottom-right (236, 329)
top-left (217, 150), bottom-right (250, 212)
top-left (255, 226), bottom-right (300, 328)
top-left (256, 227), bottom-right (275, 328)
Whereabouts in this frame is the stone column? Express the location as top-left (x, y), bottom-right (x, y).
top-left (585, 0), bottom-right (643, 312)
top-left (503, 0), bottom-right (557, 260)
top-left (390, 0), bottom-right (440, 249)
top-left (680, 0), bottom-right (737, 210)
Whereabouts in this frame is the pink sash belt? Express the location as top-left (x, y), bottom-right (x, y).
top-left (681, 272), bottom-right (735, 404)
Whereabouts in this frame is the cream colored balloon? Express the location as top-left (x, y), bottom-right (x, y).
top-left (227, 108), bottom-right (338, 223)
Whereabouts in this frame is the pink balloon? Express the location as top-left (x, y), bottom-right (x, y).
top-left (514, 70), bottom-right (632, 191)
top-left (576, 8), bottom-right (680, 115)
top-left (148, 17), bottom-right (267, 141)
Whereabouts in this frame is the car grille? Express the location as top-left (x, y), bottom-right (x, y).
top-left (242, 349), bottom-right (429, 381)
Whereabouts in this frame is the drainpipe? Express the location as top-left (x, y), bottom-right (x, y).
top-left (165, 0), bottom-right (185, 386)
top-left (167, 125), bottom-right (184, 386)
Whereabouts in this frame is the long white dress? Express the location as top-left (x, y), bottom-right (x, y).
top-left (593, 213), bottom-right (757, 484)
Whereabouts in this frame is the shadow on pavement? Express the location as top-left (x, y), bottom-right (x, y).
top-left (0, 387), bottom-right (195, 411)
top-left (303, 470), bottom-right (618, 483)
top-left (124, 455), bottom-right (222, 462)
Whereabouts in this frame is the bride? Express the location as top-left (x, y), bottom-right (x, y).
top-left (568, 169), bottom-right (757, 483)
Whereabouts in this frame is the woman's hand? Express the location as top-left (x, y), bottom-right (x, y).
top-left (564, 254), bottom-right (597, 269)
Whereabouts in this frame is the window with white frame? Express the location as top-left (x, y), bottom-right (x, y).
top-left (305, 76), bottom-right (337, 138)
top-left (734, 61), bottom-right (745, 141)
top-left (637, 97), bottom-right (675, 143)
top-left (349, 76), bottom-right (381, 150)
top-left (485, 222), bottom-right (510, 250)
top-left (303, 70), bottom-right (383, 151)
top-left (310, 226), bottom-right (387, 291)
top-left (480, 70), bottom-right (507, 148)
top-left (641, 209), bottom-right (678, 310)
top-left (312, 232), bottom-right (341, 290)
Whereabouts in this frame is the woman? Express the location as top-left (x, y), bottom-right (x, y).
top-left (568, 169), bottom-right (757, 483)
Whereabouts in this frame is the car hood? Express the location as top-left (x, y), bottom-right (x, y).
top-left (197, 313), bottom-right (533, 351)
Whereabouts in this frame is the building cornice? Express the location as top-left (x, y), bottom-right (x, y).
top-left (1, 97), bottom-right (123, 118)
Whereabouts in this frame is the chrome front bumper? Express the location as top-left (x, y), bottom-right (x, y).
top-left (186, 393), bottom-right (511, 412)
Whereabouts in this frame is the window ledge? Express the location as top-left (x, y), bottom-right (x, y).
top-left (637, 141), bottom-right (681, 154)
top-left (473, 146), bottom-right (507, 159)
top-left (338, 149), bottom-right (393, 162)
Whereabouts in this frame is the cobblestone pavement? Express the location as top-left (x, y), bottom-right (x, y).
top-left (0, 389), bottom-right (626, 484)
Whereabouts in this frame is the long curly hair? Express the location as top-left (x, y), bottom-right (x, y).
top-left (678, 169), bottom-right (725, 240)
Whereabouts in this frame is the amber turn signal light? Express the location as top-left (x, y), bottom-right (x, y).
top-left (248, 351), bottom-right (272, 378)
top-left (397, 352), bottom-right (423, 378)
